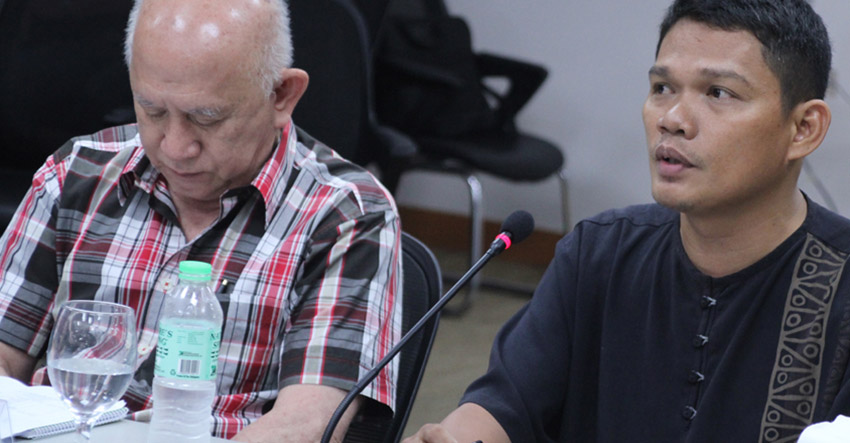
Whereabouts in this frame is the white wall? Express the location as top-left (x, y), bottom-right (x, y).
top-left (392, 0), bottom-right (850, 234)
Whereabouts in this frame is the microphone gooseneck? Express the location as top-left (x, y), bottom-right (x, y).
top-left (320, 210), bottom-right (536, 443)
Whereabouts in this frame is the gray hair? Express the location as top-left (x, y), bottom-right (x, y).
top-left (123, 0), bottom-right (293, 94)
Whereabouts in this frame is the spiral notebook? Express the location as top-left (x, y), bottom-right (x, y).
top-left (0, 376), bottom-right (128, 440)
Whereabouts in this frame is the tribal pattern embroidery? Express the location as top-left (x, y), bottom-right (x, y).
top-left (759, 234), bottom-right (847, 443)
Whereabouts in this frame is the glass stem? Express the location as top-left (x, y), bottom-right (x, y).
top-left (74, 415), bottom-right (98, 442)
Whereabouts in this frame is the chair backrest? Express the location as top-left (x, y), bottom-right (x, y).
top-left (0, 0), bottom-right (135, 232)
top-left (0, 0), bottom-right (135, 169)
top-left (288, 0), bottom-right (376, 166)
top-left (344, 232), bottom-right (443, 443)
top-left (349, 0), bottom-right (392, 47)
top-left (385, 0), bottom-right (448, 19)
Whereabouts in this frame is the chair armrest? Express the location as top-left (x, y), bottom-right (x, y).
top-left (376, 56), bottom-right (466, 88)
top-left (369, 124), bottom-right (418, 193)
top-left (475, 52), bottom-right (548, 127)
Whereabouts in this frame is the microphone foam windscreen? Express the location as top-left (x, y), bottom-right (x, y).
top-left (501, 210), bottom-right (535, 244)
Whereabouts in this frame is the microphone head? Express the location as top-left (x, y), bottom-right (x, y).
top-left (501, 210), bottom-right (535, 244)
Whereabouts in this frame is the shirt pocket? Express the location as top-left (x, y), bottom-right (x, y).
top-left (214, 272), bottom-right (297, 394)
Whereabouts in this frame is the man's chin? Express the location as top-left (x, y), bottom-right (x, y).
top-left (652, 190), bottom-right (694, 214)
top-left (164, 180), bottom-right (221, 205)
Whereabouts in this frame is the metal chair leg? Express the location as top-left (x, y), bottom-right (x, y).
top-left (443, 171), bottom-right (483, 315)
top-left (415, 163), bottom-right (566, 313)
top-left (467, 172), bottom-right (484, 298)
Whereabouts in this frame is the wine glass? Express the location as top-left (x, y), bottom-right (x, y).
top-left (47, 300), bottom-right (137, 442)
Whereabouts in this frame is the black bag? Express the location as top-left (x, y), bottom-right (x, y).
top-left (375, 15), bottom-right (496, 137)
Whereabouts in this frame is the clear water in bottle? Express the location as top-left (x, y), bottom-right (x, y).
top-left (148, 377), bottom-right (215, 442)
top-left (148, 261), bottom-right (223, 443)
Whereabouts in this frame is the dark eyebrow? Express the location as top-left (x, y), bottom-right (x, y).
top-left (648, 65), bottom-right (752, 87)
top-left (648, 65), bottom-right (669, 79)
top-left (698, 67), bottom-right (752, 87)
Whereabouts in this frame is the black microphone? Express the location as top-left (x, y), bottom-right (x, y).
top-left (488, 209), bottom-right (534, 254)
top-left (320, 210), bottom-right (535, 443)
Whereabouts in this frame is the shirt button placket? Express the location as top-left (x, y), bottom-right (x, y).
top-left (683, 292), bottom-right (717, 422)
top-left (692, 334), bottom-right (709, 348)
top-left (688, 370), bottom-right (705, 384)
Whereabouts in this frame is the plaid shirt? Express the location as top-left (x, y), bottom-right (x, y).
top-left (0, 123), bottom-right (402, 438)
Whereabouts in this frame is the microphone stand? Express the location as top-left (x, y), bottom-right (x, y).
top-left (320, 241), bottom-right (506, 443)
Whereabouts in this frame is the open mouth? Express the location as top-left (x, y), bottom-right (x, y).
top-left (656, 146), bottom-right (692, 168)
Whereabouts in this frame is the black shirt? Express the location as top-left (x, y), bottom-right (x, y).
top-left (462, 200), bottom-right (850, 442)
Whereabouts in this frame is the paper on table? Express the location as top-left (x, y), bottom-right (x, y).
top-left (0, 376), bottom-right (127, 438)
top-left (0, 399), bottom-right (11, 443)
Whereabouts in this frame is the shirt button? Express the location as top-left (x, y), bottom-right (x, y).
top-left (700, 296), bottom-right (717, 309)
top-left (682, 406), bottom-right (697, 421)
top-left (688, 370), bottom-right (705, 384)
top-left (692, 334), bottom-right (709, 348)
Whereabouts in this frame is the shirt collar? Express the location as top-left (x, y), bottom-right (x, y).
top-left (250, 122), bottom-right (296, 226)
top-left (118, 132), bottom-right (153, 205)
top-left (118, 122), bottom-right (296, 228)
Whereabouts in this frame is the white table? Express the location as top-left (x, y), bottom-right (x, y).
top-left (29, 419), bottom-right (229, 442)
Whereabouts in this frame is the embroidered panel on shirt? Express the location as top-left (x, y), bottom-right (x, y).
top-left (759, 233), bottom-right (848, 443)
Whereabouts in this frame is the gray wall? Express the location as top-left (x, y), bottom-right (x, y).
top-left (392, 0), bottom-right (850, 234)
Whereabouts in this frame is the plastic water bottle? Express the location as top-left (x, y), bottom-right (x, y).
top-left (148, 261), bottom-right (223, 443)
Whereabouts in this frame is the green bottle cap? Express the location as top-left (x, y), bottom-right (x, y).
top-left (179, 260), bottom-right (212, 282)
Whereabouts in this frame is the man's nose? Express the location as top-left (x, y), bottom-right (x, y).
top-left (160, 118), bottom-right (201, 160)
top-left (656, 96), bottom-right (696, 139)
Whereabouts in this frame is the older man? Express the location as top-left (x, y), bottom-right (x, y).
top-left (406, 0), bottom-right (850, 442)
top-left (0, 0), bottom-right (401, 441)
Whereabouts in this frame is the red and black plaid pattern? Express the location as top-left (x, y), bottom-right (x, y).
top-left (0, 123), bottom-right (402, 438)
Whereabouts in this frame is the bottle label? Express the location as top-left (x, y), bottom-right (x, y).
top-left (154, 319), bottom-right (221, 381)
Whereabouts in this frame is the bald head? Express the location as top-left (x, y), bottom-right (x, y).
top-left (124, 0), bottom-right (292, 94)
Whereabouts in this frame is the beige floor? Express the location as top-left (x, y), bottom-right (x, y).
top-left (401, 249), bottom-right (546, 437)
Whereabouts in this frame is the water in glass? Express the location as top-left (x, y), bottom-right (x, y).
top-left (47, 300), bottom-right (137, 442)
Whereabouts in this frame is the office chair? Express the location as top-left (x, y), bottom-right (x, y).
top-left (288, 0), bottom-right (415, 172)
top-left (350, 0), bottom-right (392, 48)
top-left (0, 0), bottom-right (135, 232)
top-left (287, 5), bottom-right (442, 439)
top-left (373, 0), bottom-right (569, 312)
top-left (343, 232), bottom-right (442, 442)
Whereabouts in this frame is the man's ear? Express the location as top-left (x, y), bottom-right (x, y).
top-left (272, 68), bottom-right (309, 129)
top-left (787, 99), bottom-right (831, 162)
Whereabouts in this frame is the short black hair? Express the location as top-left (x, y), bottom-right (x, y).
top-left (656, 0), bottom-right (831, 114)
